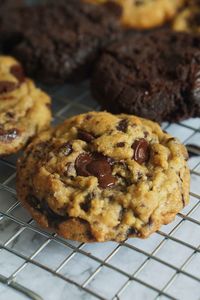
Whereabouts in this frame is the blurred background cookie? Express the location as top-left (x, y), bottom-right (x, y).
top-left (0, 56), bottom-right (51, 156)
top-left (0, 0), bottom-right (122, 84)
top-left (91, 29), bottom-right (200, 123)
top-left (84, 0), bottom-right (185, 29)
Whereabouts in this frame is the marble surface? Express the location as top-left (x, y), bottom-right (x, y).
top-left (0, 81), bottom-right (200, 300)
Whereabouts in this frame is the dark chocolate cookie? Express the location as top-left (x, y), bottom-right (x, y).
top-left (0, 0), bottom-right (24, 9)
top-left (0, 0), bottom-right (121, 83)
top-left (91, 30), bottom-right (200, 123)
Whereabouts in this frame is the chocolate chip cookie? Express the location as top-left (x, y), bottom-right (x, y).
top-left (0, 0), bottom-right (121, 83)
top-left (16, 111), bottom-right (190, 242)
top-left (91, 30), bottom-right (200, 123)
top-left (84, 0), bottom-right (184, 29)
top-left (0, 56), bottom-right (51, 156)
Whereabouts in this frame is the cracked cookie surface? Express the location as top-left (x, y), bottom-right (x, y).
top-left (17, 111), bottom-right (190, 242)
top-left (0, 0), bottom-right (121, 83)
top-left (0, 56), bottom-right (51, 156)
top-left (91, 30), bottom-right (200, 123)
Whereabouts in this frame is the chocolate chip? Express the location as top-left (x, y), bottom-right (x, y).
top-left (6, 111), bottom-right (15, 118)
top-left (116, 142), bottom-right (125, 147)
top-left (75, 152), bottom-right (115, 188)
top-left (85, 114), bottom-right (92, 120)
top-left (59, 142), bottom-right (72, 156)
top-left (117, 119), bottom-right (128, 132)
top-left (132, 138), bottom-right (150, 164)
top-left (63, 162), bottom-right (73, 177)
top-left (75, 153), bottom-right (92, 177)
top-left (103, 1), bottom-right (122, 17)
top-left (0, 128), bottom-right (19, 142)
top-left (126, 227), bottom-right (138, 238)
top-left (10, 64), bottom-right (25, 83)
top-left (118, 207), bottom-right (126, 221)
top-left (80, 193), bottom-right (94, 212)
top-left (27, 195), bottom-right (41, 211)
top-left (28, 195), bottom-right (68, 228)
top-left (77, 130), bottom-right (95, 143)
top-left (181, 194), bottom-right (185, 207)
top-left (166, 137), bottom-right (175, 143)
top-left (0, 81), bottom-right (17, 94)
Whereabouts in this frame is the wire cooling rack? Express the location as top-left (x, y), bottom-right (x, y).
top-left (0, 80), bottom-right (200, 300)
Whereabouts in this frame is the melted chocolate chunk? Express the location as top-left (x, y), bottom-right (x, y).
top-left (75, 152), bottom-right (115, 188)
top-left (0, 81), bottom-right (17, 94)
top-left (75, 153), bottom-right (92, 177)
top-left (117, 119), bottom-right (128, 132)
top-left (77, 130), bottom-right (95, 143)
top-left (10, 64), bottom-right (25, 82)
top-left (0, 128), bottom-right (19, 142)
top-left (132, 138), bottom-right (150, 164)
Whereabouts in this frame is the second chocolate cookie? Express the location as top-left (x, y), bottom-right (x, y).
top-left (91, 30), bottom-right (200, 123)
top-left (0, 0), bottom-right (121, 83)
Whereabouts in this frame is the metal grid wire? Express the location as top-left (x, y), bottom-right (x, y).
top-left (0, 81), bottom-right (200, 300)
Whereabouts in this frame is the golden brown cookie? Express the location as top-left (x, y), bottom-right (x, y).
top-left (84, 0), bottom-right (185, 29)
top-left (0, 56), bottom-right (52, 156)
top-left (17, 111), bottom-right (190, 242)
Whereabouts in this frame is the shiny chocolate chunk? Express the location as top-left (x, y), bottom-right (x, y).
top-left (0, 128), bottom-right (19, 142)
top-left (77, 130), bottom-right (95, 143)
top-left (75, 152), bottom-right (115, 188)
top-left (10, 64), bottom-right (25, 82)
top-left (0, 81), bottom-right (17, 94)
top-left (75, 153), bottom-right (92, 177)
top-left (132, 138), bottom-right (149, 164)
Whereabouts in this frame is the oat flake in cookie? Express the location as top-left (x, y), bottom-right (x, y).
top-left (17, 112), bottom-right (190, 242)
top-left (91, 30), bottom-right (200, 123)
top-left (0, 56), bottom-right (51, 156)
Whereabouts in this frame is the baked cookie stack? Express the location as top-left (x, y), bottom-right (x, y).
top-left (0, 0), bottom-right (195, 242)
